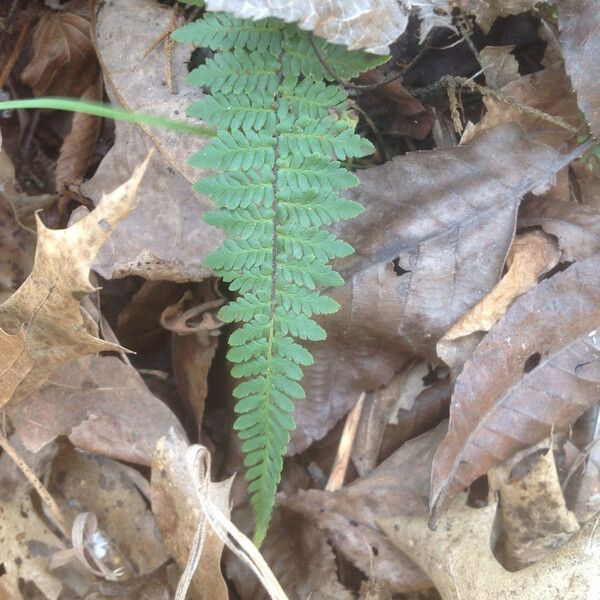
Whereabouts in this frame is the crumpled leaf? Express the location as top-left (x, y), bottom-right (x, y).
top-left (291, 124), bottom-right (580, 453)
top-left (82, 0), bottom-right (220, 281)
top-left (204, 0), bottom-right (408, 55)
top-left (0, 156), bottom-right (149, 408)
top-left (490, 448), bottom-right (579, 570)
top-left (378, 494), bottom-right (600, 600)
top-left (151, 431), bottom-right (233, 600)
top-left (21, 13), bottom-right (98, 97)
top-left (437, 230), bottom-right (560, 373)
top-left (558, 0), bottom-right (600, 137)
top-left (283, 425), bottom-right (448, 592)
top-left (8, 354), bottom-right (187, 466)
top-left (430, 254), bottom-right (600, 524)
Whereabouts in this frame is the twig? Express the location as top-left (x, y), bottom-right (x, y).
top-left (410, 75), bottom-right (579, 134)
top-left (0, 431), bottom-right (71, 536)
top-left (326, 392), bottom-right (365, 491)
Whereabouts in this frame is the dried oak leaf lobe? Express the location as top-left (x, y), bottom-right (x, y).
top-left (0, 158), bottom-right (148, 408)
top-left (431, 254), bottom-right (600, 523)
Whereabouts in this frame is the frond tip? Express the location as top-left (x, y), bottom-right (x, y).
top-left (175, 12), bottom-right (383, 545)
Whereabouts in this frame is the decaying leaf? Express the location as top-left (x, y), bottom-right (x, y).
top-left (0, 156), bottom-right (149, 408)
top-left (489, 447), bottom-right (579, 570)
top-left (151, 432), bottom-right (233, 600)
top-left (204, 0), bottom-right (408, 55)
top-left (283, 425), bottom-right (448, 592)
top-left (455, 0), bottom-right (541, 33)
top-left (431, 254), bottom-right (600, 523)
top-left (21, 13), bottom-right (98, 97)
top-left (292, 124), bottom-right (581, 453)
top-left (479, 45), bottom-right (520, 89)
top-left (558, 0), bottom-right (600, 137)
top-left (378, 494), bottom-right (600, 600)
top-left (8, 355), bottom-right (187, 466)
top-left (81, 0), bottom-right (219, 281)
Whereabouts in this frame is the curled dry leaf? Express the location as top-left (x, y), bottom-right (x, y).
top-left (431, 254), bottom-right (600, 524)
top-left (55, 74), bottom-right (103, 192)
top-left (81, 0), bottom-right (220, 281)
top-left (8, 355), bottom-right (187, 466)
top-left (490, 448), bottom-right (579, 570)
top-left (283, 425), bottom-right (448, 593)
top-left (291, 124), bottom-right (579, 453)
top-left (0, 157), bottom-right (149, 408)
top-left (378, 495), bottom-right (600, 600)
top-left (558, 0), bottom-right (600, 137)
top-left (21, 13), bottom-right (98, 97)
top-left (151, 432), bottom-right (233, 600)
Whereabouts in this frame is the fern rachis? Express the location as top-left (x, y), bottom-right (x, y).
top-left (173, 10), bottom-right (385, 544)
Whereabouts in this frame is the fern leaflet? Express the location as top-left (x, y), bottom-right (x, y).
top-left (174, 11), bottom-right (385, 544)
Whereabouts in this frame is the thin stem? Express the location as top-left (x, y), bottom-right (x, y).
top-left (0, 98), bottom-right (216, 137)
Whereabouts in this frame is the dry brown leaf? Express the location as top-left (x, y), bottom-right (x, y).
top-left (0, 157), bottom-right (149, 408)
top-left (81, 0), bottom-right (219, 281)
top-left (8, 354), bottom-right (187, 466)
top-left (558, 0), bottom-right (600, 137)
top-left (490, 448), bottom-right (579, 570)
top-left (378, 495), bottom-right (600, 600)
top-left (430, 254), bottom-right (600, 524)
top-left (291, 124), bottom-right (581, 453)
top-left (283, 425), bottom-right (448, 593)
top-left (479, 45), bottom-right (520, 88)
top-left (21, 13), bottom-right (98, 97)
top-left (48, 444), bottom-right (169, 576)
top-left (440, 230), bottom-right (560, 341)
top-left (55, 74), bottom-right (103, 192)
top-left (151, 432), bottom-right (233, 600)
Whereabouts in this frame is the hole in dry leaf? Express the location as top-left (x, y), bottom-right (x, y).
top-left (0, 563), bottom-right (5, 576)
top-left (391, 257), bottom-right (410, 276)
top-left (371, 545), bottom-right (379, 556)
top-left (98, 218), bottom-right (110, 232)
top-left (467, 474), bottom-right (489, 508)
top-left (523, 352), bottom-right (541, 373)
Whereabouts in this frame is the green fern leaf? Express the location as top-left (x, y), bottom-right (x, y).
top-left (176, 12), bottom-right (382, 545)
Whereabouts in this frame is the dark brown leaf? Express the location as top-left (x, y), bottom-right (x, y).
top-left (21, 13), bottom-right (98, 97)
top-left (430, 254), bottom-right (600, 524)
top-left (558, 0), bottom-right (600, 137)
top-left (291, 124), bottom-right (583, 453)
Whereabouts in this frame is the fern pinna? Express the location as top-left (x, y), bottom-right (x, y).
top-left (174, 11), bottom-right (384, 544)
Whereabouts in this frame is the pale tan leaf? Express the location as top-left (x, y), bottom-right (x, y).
top-left (21, 13), bottom-right (98, 97)
top-left (151, 432), bottom-right (233, 600)
top-left (0, 156), bottom-right (149, 408)
top-left (378, 495), bottom-right (600, 600)
top-left (479, 45), bottom-right (520, 88)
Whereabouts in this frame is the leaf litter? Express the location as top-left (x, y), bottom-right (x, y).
top-left (2, 0), bottom-right (600, 599)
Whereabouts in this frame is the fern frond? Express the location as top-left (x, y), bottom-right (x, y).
top-left (176, 12), bottom-right (384, 544)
